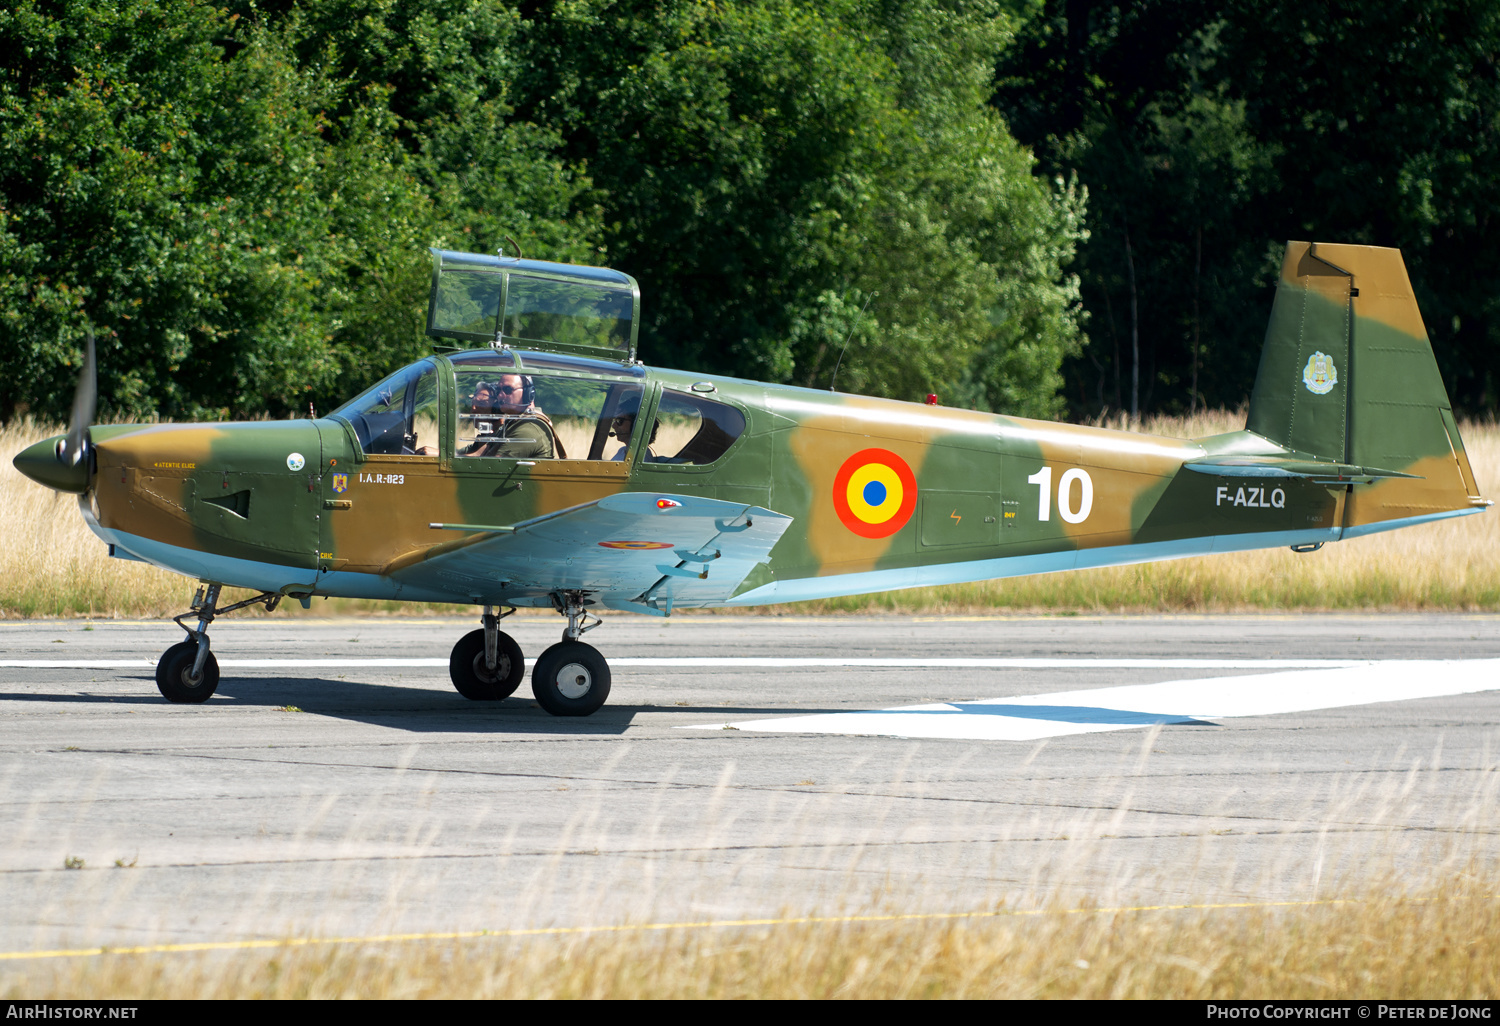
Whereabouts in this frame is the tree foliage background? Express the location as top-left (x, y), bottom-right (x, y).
top-left (996, 0), bottom-right (1500, 418)
top-left (3, 0), bottom-right (1498, 424)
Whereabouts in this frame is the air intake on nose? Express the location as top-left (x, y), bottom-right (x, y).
top-left (202, 490), bottom-right (251, 518)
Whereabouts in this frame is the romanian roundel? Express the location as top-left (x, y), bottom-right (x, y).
top-left (832, 448), bottom-right (918, 539)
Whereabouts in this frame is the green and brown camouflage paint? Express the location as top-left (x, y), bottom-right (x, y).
top-left (14, 241), bottom-right (1486, 612)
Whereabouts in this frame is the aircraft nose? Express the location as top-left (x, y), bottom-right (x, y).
top-left (13, 434), bottom-right (90, 493)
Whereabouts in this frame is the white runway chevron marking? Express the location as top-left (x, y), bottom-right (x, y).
top-left (684, 660), bottom-right (1500, 741)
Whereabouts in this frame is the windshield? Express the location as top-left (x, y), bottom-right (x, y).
top-left (331, 361), bottom-right (440, 456)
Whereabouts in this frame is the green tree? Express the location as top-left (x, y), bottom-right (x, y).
top-left (0, 0), bottom-right (602, 421)
top-left (0, 2), bottom-right (411, 419)
top-left (1220, 0), bottom-right (1500, 412)
top-left (517, 0), bottom-right (1086, 415)
top-left (997, 1), bottom-right (1277, 420)
top-left (265, 1), bottom-right (607, 398)
top-left (998, 0), bottom-right (1500, 419)
top-left (2, 0), bottom-right (1087, 422)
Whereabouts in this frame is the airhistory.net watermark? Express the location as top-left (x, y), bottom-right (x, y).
top-left (5, 1007), bottom-right (137, 1019)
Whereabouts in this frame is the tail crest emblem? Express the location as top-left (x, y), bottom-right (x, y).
top-left (1303, 351), bottom-right (1338, 395)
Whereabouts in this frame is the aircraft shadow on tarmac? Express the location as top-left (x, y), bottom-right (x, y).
top-left (0, 676), bottom-right (628, 733)
top-left (4, 678), bottom-right (1219, 733)
top-left (2, 678), bottom-right (858, 732)
top-left (217, 676), bottom-right (646, 734)
top-left (0, 684), bottom-right (168, 707)
top-left (2, 675), bottom-right (850, 735)
top-left (212, 677), bottom-right (868, 733)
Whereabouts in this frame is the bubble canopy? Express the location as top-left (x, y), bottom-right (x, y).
top-left (426, 248), bottom-right (640, 364)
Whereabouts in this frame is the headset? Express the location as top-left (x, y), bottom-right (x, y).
top-left (471, 374), bottom-right (536, 412)
top-left (494, 373), bottom-right (536, 410)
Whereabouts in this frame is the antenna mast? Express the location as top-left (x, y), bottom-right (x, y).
top-left (829, 291), bottom-right (876, 393)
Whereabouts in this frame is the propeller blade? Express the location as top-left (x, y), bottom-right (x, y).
top-left (62, 326), bottom-right (96, 467)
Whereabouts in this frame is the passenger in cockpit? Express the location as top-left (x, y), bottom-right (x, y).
top-left (608, 392), bottom-right (658, 462)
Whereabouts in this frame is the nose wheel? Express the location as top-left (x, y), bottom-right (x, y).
top-left (156, 583), bottom-right (280, 703)
top-left (156, 640), bottom-right (220, 703)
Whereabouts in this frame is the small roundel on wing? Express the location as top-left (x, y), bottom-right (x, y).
top-left (832, 448), bottom-right (917, 538)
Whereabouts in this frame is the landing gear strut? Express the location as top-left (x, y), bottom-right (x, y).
top-left (156, 584), bottom-right (281, 703)
top-left (449, 605), bottom-right (524, 700)
top-left (532, 592), bottom-right (610, 717)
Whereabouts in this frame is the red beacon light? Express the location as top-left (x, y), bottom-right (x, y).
top-left (924, 394), bottom-right (939, 406)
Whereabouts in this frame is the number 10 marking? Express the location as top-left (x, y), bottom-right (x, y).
top-left (1026, 466), bottom-right (1093, 524)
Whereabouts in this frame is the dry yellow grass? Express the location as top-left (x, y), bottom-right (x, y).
top-left (3, 413), bottom-right (1497, 617)
top-left (5, 872), bottom-right (1497, 998)
top-left (2, 418), bottom-right (201, 617)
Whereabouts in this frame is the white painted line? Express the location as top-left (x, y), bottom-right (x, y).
top-left (620, 658), bottom-right (1362, 669)
top-left (0, 657), bottom-right (1360, 670)
top-left (0, 659), bottom-right (449, 669)
top-left (684, 660), bottom-right (1500, 741)
top-left (213, 659), bottom-right (451, 668)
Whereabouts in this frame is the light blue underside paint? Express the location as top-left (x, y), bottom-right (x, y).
top-left (725, 504), bottom-right (1485, 606)
top-left (725, 529), bottom-right (1336, 606)
top-left (84, 499), bottom-right (1484, 612)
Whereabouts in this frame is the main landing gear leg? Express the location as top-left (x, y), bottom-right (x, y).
top-left (532, 592), bottom-right (610, 717)
top-left (156, 584), bottom-right (281, 703)
top-left (449, 605), bottom-right (524, 700)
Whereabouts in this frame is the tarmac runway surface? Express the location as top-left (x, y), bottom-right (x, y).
top-left (1, 612), bottom-right (1498, 958)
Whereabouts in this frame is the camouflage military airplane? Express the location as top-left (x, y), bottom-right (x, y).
top-left (13, 241), bottom-right (1488, 715)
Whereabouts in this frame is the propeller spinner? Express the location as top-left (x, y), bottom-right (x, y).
top-left (12, 326), bottom-right (97, 493)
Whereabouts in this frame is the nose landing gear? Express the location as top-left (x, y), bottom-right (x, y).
top-left (156, 639), bottom-right (220, 704)
top-left (156, 584), bottom-right (282, 703)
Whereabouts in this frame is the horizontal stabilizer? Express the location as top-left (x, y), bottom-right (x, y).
top-left (1181, 454), bottom-right (1419, 485)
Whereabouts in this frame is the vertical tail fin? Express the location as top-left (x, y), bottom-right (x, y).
top-left (1246, 241), bottom-right (1484, 533)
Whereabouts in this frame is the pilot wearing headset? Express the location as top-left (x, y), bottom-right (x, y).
top-left (463, 373), bottom-right (558, 459)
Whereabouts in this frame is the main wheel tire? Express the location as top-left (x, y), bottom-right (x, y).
top-left (155, 641), bottom-right (220, 703)
top-left (449, 628), bottom-right (525, 700)
top-left (531, 641), bottom-right (611, 717)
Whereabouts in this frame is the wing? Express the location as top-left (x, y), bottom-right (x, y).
top-left (393, 492), bottom-right (793, 613)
